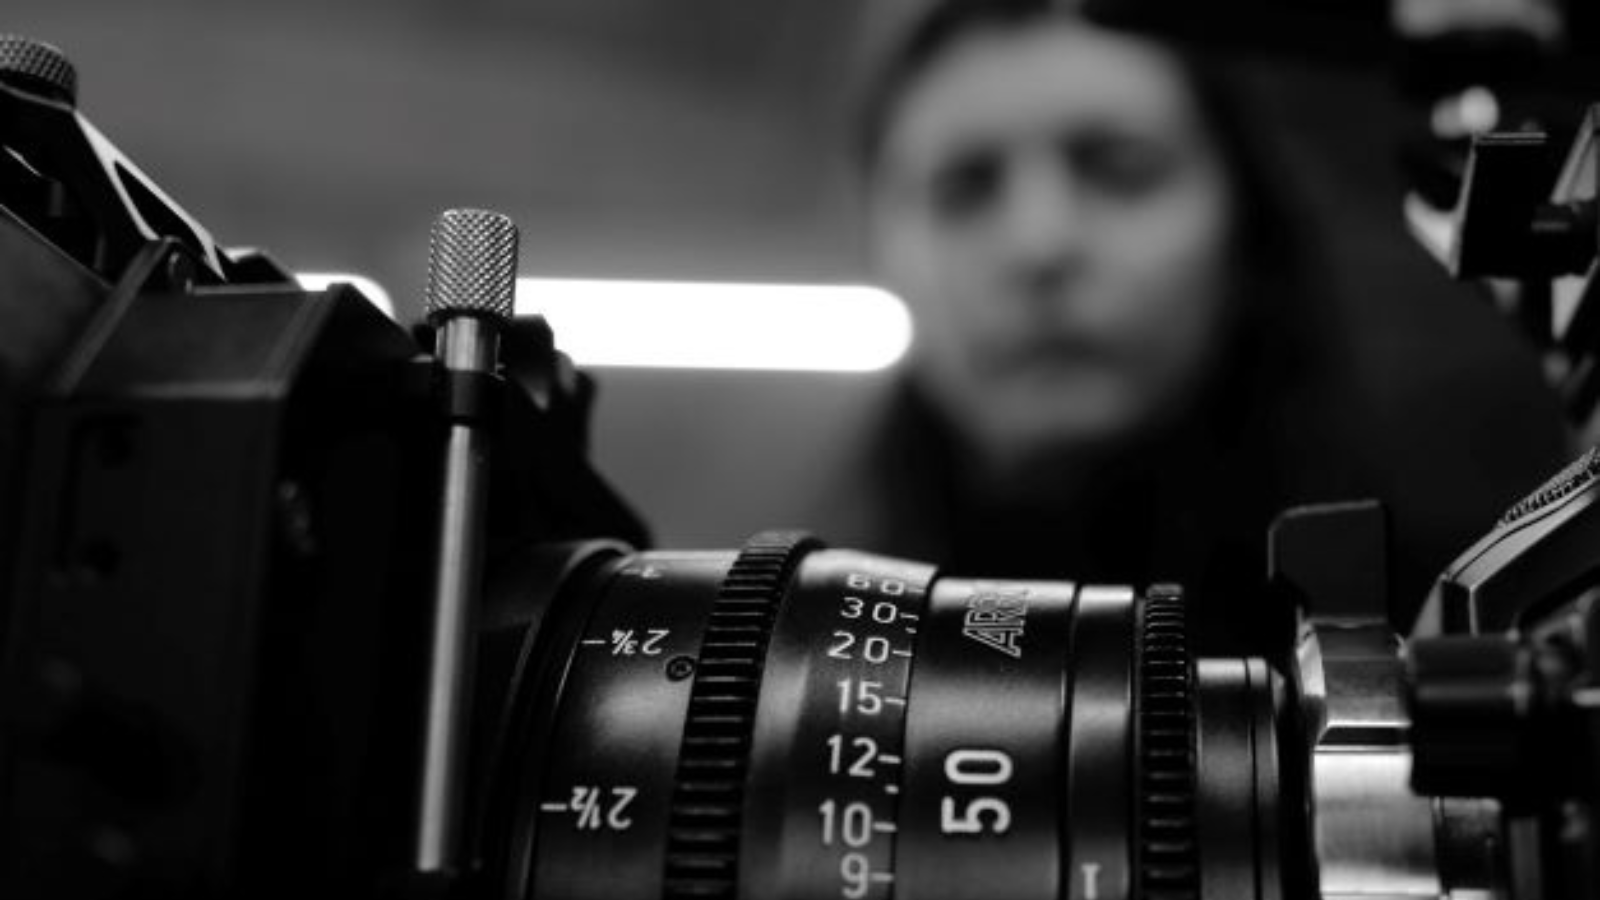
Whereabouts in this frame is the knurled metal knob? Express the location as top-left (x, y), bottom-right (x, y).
top-left (425, 208), bottom-right (518, 323)
top-left (1499, 444), bottom-right (1600, 526)
top-left (0, 35), bottom-right (78, 105)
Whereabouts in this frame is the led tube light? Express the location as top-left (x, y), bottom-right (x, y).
top-left (295, 274), bottom-right (913, 372)
top-left (517, 278), bottom-right (912, 372)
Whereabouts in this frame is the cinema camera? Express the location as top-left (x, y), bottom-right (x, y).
top-left (0, 19), bottom-right (1598, 900)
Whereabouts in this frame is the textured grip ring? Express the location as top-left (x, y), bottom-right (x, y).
top-left (1134, 584), bottom-right (1200, 900)
top-left (663, 531), bottom-right (821, 900)
top-left (425, 208), bottom-right (519, 322)
top-left (1499, 444), bottom-right (1600, 527)
top-left (0, 35), bottom-right (78, 104)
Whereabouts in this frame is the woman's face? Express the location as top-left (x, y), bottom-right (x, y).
top-left (871, 20), bottom-right (1237, 470)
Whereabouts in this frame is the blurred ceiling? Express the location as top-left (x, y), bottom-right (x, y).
top-left (8, 0), bottom-right (912, 318)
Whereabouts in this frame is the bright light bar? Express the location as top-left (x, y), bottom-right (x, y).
top-left (517, 278), bottom-right (912, 372)
top-left (296, 272), bottom-right (396, 318)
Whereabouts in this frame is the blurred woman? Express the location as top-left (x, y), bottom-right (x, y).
top-left (825, 0), bottom-right (1562, 651)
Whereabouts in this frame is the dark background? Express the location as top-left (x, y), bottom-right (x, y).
top-left (8, 0), bottom-right (1566, 554)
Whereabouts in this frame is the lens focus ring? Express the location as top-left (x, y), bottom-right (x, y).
top-left (1135, 584), bottom-right (1199, 899)
top-left (663, 531), bottom-right (822, 899)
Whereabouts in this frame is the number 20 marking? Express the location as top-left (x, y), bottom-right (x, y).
top-left (828, 632), bottom-right (892, 663)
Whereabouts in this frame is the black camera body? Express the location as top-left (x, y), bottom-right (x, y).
top-left (1, 30), bottom-right (1598, 900)
top-left (0, 45), bottom-right (650, 894)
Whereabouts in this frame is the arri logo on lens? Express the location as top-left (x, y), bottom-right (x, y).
top-left (960, 585), bottom-right (1031, 658)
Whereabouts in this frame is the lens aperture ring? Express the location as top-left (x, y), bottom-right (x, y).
top-left (662, 531), bottom-right (822, 899)
top-left (1135, 584), bottom-right (1200, 900)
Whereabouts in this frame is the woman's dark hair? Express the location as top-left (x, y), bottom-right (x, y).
top-left (856, 0), bottom-right (1059, 172)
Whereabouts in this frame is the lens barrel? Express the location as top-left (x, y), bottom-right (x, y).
top-left (490, 534), bottom-right (1296, 900)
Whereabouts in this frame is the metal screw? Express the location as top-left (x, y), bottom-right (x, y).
top-left (163, 253), bottom-right (195, 290)
top-left (666, 656), bottom-right (696, 682)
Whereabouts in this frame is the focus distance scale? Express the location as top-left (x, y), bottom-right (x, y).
top-left (509, 533), bottom-right (1192, 900)
top-left (743, 549), bottom-right (936, 900)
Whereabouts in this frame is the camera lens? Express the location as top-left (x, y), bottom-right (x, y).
top-left (486, 533), bottom-right (1298, 900)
